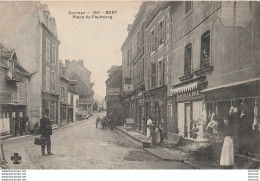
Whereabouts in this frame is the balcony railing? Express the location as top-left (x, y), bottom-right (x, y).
top-left (79, 99), bottom-right (93, 104)
top-left (184, 66), bottom-right (191, 75)
top-left (201, 57), bottom-right (210, 68)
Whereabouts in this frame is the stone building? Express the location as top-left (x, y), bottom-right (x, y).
top-left (143, 2), bottom-right (174, 138)
top-left (121, 2), bottom-right (174, 135)
top-left (167, 1), bottom-right (260, 165)
top-left (0, 2), bottom-right (60, 128)
top-left (65, 60), bottom-right (94, 116)
top-left (0, 47), bottom-right (30, 136)
top-left (105, 66), bottom-right (123, 126)
top-left (121, 2), bottom-right (150, 133)
top-left (59, 61), bottom-right (70, 126)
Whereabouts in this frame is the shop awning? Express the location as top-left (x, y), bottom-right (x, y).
top-left (201, 77), bottom-right (260, 93)
top-left (170, 81), bottom-right (198, 95)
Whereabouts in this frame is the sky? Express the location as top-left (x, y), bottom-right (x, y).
top-left (46, 1), bottom-right (142, 101)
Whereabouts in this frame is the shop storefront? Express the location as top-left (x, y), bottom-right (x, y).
top-left (67, 105), bottom-right (73, 123)
top-left (42, 92), bottom-right (58, 124)
top-left (60, 103), bottom-right (67, 125)
top-left (202, 78), bottom-right (260, 157)
top-left (171, 77), bottom-right (208, 140)
top-left (144, 86), bottom-right (167, 138)
top-left (0, 104), bottom-right (27, 136)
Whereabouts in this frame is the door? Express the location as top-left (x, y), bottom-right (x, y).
top-left (184, 103), bottom-right (191, 138)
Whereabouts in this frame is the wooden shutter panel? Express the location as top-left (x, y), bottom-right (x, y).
top-left (162, 19), bottom-right (166, 42)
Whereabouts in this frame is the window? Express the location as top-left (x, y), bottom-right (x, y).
top-left (151, 63), bottom-right (157, 87)
top-left (61, 87), bottom-right (65, 100)
top-left (52, 45), bottom-right (56, 65)
top-left (185, 1), bottom-right (193, 15)
top-left (158, 60), bottom-right (164, 86)
top-left (151, 30), bottom-right (155, 52)
top-left (46, 38), bottom-right (50, 62)
top-left (127, 50), bottom-right (130, 66)
top-left (158, 19), bottom-right (166, 45)
top-left (184, 44), bottom-right (192, 75)
top-left (201, 31), bottom-right (210, 68)
top-left (46, 67), bottom-right (51, 91)
top-left (52, 71), bottom-right (56, 92)
top-left (70, 94), bottom-right (73, 105)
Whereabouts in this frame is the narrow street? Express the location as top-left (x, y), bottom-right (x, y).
top-left (3, 113), bottom-right (191, 169)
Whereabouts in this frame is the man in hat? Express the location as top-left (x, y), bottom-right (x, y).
top-left (40, 109), bottom-right (54, 156)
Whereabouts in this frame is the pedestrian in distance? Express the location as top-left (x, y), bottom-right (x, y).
top-left (96, 116), bottom-right (100, 128)
top-left (40, 109), bottom-right (54, 156)
top-left (34, 122), bottom-right (40, 135)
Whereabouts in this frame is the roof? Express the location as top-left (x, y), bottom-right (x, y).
top-left (107, 65), bottom-right (120, 74)
top-left (67, 60), bottom-right (91, 74)
top-left (0, 48), bottom-right (30, 76)
top-left (68, 72), bottom-right (94, 96)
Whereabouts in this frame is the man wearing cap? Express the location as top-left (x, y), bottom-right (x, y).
top-left (40, 109), bottom-right (54, 156)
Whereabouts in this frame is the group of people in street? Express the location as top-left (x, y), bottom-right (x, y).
top-left (146, 117), bottom-right (164, 145)
top-left (96, 112), bottom-right (115, 130)
top-left (10, 115), bottom-right (30, 137)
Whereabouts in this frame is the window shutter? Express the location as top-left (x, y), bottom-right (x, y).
top-left (162, 19), bottom-right (166, 42)
top-left (155, 25), bottom-right (158, 48)
top-left (151, 63), bottom-right (157, 87)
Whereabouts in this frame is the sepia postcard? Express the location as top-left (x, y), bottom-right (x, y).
top-left (0, 1), bottom-right (259, 178)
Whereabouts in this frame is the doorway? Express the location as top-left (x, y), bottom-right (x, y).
top-left (184, 103), bottom-right (191, 138)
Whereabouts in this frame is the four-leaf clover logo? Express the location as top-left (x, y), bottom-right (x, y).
top-left (11, 153), bottom-right (22, 164)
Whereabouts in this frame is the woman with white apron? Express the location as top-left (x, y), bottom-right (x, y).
top-left (220, 118), bottom-right (234, 169)
top-left (146, 118), bottom-right (152, 139)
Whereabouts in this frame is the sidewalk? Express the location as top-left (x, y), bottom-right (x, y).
top-left (0, 119), bottom-right (89, 143)
top-left (115, 126), bottom-right (223, 168)
top-left (116, 126), bottom-right (185, 163)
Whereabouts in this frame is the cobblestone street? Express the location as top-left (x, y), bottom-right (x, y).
top-left (3, 113), bottom-right (191, 169)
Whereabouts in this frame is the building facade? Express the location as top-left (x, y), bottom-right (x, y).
top-left (0, 47), bottom-right (30, 136)
top-left (105, 66), bottom-right (123, 126)
top-left (168, 1), bottom-right (260, 161)
top-left (65, 60), bottom-right (94, 116)
top-left (0, 2), bottom-right (60, 128)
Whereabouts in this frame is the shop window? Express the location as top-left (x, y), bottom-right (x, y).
top-left (151, 63), bottom-right (157, 87)
top-left (184, 44), bottom-right (192, 75)
top-left (201, 30), bottom-right (210, 68)
top-left (185, 1), bottom-right (193, 15)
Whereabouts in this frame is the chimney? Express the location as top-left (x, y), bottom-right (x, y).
top-left (65, 59), bottom-right (70, 66)
top-left (78, 60), bottom-right (84, 66)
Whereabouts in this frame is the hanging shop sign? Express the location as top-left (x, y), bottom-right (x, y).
top-left (106, 88), bottom-right (121, 96)
top-left (123, 84), bottom-right (133, 92)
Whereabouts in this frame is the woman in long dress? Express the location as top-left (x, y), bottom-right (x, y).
top-left (146, 118), bottom-right (152, 138)
top-left (220, 118), bottom-right (234, 169)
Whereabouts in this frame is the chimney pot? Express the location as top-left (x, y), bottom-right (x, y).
top-left (78, 60), bottom-right (84, 66)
